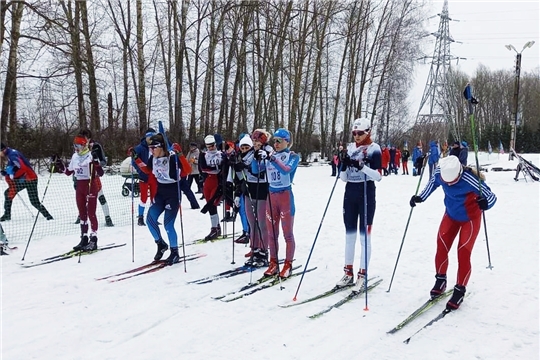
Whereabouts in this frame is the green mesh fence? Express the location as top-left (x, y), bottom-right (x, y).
top-left (0, 157), bottom-right (139, 244)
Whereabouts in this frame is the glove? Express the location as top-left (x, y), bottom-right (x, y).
top-left (351, 159), bottom-right (364, 170)
top-left (234, 162), bottom-right (246, 172)
top-left (234, 196), bottom-right (240, 208)
top-left (128, 147), bottom-right (137, 160)
top-left (169, 150), bottom-right (177, 157)
top-left (476, 196), bottom-right (488, 210)
top-left (91, 148), bottom-right (100, 161)
top-left (409, 195), bottom-right (422, 207)
top-left (5, 165), bottom-right (14, 175)
top-left (172, 143), bottom-right (182, 154)
top-left (255, 149), bottom-right (268, 160)
top-left (340, 153), bottom-right (351, 167)
top-left (0, 170), bottom-right (6, 177)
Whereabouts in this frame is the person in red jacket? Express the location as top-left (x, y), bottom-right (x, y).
top-left (0, 143), bottom-right (53, 221)
top-left (395, 148), bottom-right (402, 174)
top-left (380, 145), bottom-right (390, 176)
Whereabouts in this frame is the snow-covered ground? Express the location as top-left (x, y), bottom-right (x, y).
top-left (2, 152), bottom-right (538, 360)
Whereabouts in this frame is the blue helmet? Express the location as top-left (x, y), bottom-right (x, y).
top-left (273, 128), bottom-right (291, 142)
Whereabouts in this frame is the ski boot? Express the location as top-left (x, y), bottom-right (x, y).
top-left (0, 214), bottom-right (11, 222)
top-left (221, 211), bottom-right (233, 222)
top-left (204, 226), bottom-right (221, 241)
top-left (166, 247), bottom-right (180, 265)
top-left (73, 235), bottom-right (89, 251)
top-left (336, 265), bottom-right (354, 288)
top-left (105, 216), bottom-right (114, 227)
top-left (74, 215), bottom-right (80, 224)
top-left (430, 274), bottom-right (447, 299)
top-left (154, 239), bottom-right (169, 261)
top-left (137, 215), bottom-right (146, 226)
top-left (234, 231), bottom-right (250, 244)
top-left (279, 260), bottom-right (293, 278)
top-left (264, 258), bottom-right (279, 277)
top-left (446, 285), bottom-right (466, 310)
top-left (84, 235), bottom-right (98, 251)
top-left (353, 269), bottom-right (367, 291)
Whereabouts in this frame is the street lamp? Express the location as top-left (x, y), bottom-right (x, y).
top-left (505, 41), bottom-right (535, 160)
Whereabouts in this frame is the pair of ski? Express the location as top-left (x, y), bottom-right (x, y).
top-left (185, 232), bottom-right (241, 246)
top-left (213, 265), bottom-right (317, 302)
top-left (280, 277), bottom-right (383, 319)
top-left (387, 290), bottom-right (455, 343)
top-left (19, 243), bottom-right (126, 268)
top-left (188, 259), bottom-right (286, 285)
top-left (96, 253), bottom-right (206, 282)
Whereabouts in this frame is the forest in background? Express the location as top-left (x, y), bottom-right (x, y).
top-left (1, 0), bottom-right (539, 164)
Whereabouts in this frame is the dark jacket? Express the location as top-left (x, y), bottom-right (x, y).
top-left (133, 137), bottom-right (151, 182)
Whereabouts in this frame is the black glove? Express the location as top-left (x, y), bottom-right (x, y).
top-left (91, 148), bottom-right (100, 161)
top-left (234, 162), bottom-right (246, 172)
top-left (409, 195), bottom-right (422, 207)
top-left (53, 158), bottom-right (66, 173)
top-left (254, 149), bottom-right (269, 160)
top-left (340, 153), bottom-right (351, 167)
top-left (0, 170), bottom-right (6, 177)
top-left (351, 159), bottom-right (364, 170)
top-left (476, 196), bottom-right (488, 210)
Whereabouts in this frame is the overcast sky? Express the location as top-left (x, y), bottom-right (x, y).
top-left (409, 0), bottom-right (539, 117)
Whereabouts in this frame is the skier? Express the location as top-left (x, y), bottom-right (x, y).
top-left (199, 134), bottom-right (226, 240)
top-left (428, 140), bottom-right (440, 178)
top-left (409, 155), bottom-right (497, 310)
top-left (0, 143), bottom-right (53, 222)
top-left (132, 133), bottom-right (183, 265)
top-left (129, 128), bottom-right (157, 226)
top-left (54, 135), bottom-right (104, 250)
top-left (412, 141), bottom-right (425, 176)
top-left (234, 132), bottom-right (270, 267)
top-left (256, 128), bottom-right (299, 278)
top-left (186, 142), bottom-right (203, 194)
top-left (401, 146), bottom-right (410, 175)
top-left (336, 118), bottom-right (382, 289)
top-left (75, 129), bottom-right (114, 227)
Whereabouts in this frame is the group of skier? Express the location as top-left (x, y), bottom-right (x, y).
top-left (0, 117), bottom-right (498, 311)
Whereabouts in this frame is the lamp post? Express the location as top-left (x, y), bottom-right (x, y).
top-left (505, 41), bottom-right (535, 160)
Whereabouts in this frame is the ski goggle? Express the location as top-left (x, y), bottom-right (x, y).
top-left (240, 145), bottom-right (251, 150)
top-left (273, 138), bottom-right (285, 144)
top-left (148, 145), bottom-right (162, 150)
top-left (145, 131), bottom-right (156, 138)
top-left (206, 143), bottom-right (216, 148)
top-left (352, 130), bottom-right (367, 136)
top-left (73, 144), bottom-right (84, 150)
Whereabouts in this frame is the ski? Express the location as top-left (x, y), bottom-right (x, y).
top-left (403, 309), bottom-right (452, 344)
top-left (186, 232), bottom-right (241, 246)
top-left (211, 263), bottom-right (296, 300)
top-left (279, 277), bottom-right (379, 309)
top-left (97, 253), bottom-right (205, 281)
top-left (387, 290), bottom-right (453, 334)
top-left (190, 259), bottom-right (286, 285)
top-left (109, 253), bottom-right (207, 282)
top-left (308, 279), bottom-right (383, 319)
top-left (220, 267), bottom-right (317, 303)
top-left (20, 243), bottom-right (126, 268)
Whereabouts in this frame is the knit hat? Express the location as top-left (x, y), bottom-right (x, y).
top-left (239, 135), bottom-right (253, 147)
top-left (439, 155), bottom-right (463, 184)
top-left (204, 135), bottom-right (216, 145)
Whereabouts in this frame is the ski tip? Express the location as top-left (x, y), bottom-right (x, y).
top-left (403, 338), bottom-right (411, 344)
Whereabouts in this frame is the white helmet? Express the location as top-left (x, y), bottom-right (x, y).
top-left (352, 118), bottom-right (371, 132)
top-left (204, 135), bottom-right (216, 145)
top-left (439, 155), bottom-right (463, 184)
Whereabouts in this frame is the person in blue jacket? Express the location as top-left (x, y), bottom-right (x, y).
top-left (410, 155), bottom-right (497, 311)
top-left (411, 141), bottom-right (424, 176)
top-left (130, 128), bottom-right (156, 226)
top-left (428, 140), bottom-right (440, 178)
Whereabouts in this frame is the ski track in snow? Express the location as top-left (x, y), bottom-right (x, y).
top-left (2, 153), bottom-right (538, 359)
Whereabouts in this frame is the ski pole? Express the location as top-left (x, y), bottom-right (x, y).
top-left (386, 154), bottom-right (430, 292)
top-left (363, 173), bottom-right (369, 311)
top-left (131, 171), bottom-right (135, 262)
top-left (17, 193), bottom-right (35, 218)
top-left (464, 84), bottom-right (493, 269)
top-left (292, 163), bottom-right (343, 301)
top-left (21, 162), bottom-right (56, 261)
